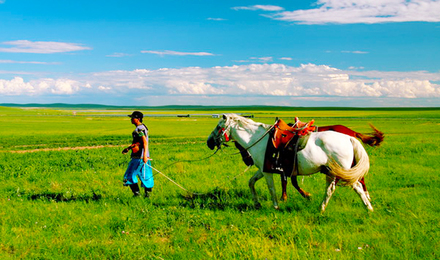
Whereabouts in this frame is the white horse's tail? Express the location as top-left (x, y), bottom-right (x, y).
top-left (327, 137), bottom-right (370, 186)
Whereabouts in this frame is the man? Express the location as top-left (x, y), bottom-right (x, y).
top-left (122, 111), bottom-right (154, 197)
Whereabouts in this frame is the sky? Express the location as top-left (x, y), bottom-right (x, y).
top-left (1, 0), bottom-right (440, 107)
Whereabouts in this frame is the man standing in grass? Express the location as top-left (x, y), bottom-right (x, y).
top-left (122, 111), bottom-right (154, 197)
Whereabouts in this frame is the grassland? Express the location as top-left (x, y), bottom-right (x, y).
top-left (0, 105), bottom-right (439, 259)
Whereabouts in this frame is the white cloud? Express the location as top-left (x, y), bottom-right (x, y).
top-left (342, 50), bottom-right (369, 54)
top-left (348, 66), bottom-right (365, 70)
top-left (106, 53), bottom-right (132, 57)
top-left (207, 18), bottom-right (227, 21)
top-left (50, 79), bottom-right (81, 94)
top-left (250, 0), bottom-right (440, 24)
top-left (0, 77), bottom-right (35, 95)
top-left (232, 60), bottom-right (250, 63)
top-left (1, 64), bottom-right (439, 103)
top-left (233, 57), bottom-right (277, 63)
top-left (250, 57), bottom-right (273, 62)
top-left (0, 40), bottom-right (91, 54)
top-left (233, 5), bottom-right (285, 11)
top-left (141, 50), bottom-right (215, 56)
top-left (0, 60), bottom-right (60, 65)
top-left (98, 86), bottom-right (112, 91)
top-left (0, 77), bottom-right (84, 95)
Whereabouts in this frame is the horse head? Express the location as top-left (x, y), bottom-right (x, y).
top-left (207, 114), bottom-right (232, 150)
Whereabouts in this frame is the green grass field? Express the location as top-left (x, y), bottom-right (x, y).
top-left (0, 106), bottom-right (439, 259)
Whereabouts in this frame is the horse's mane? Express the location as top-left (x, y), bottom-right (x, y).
top-left (225, 114), bottom-right (268, 130)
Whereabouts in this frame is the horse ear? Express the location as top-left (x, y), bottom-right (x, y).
top-left (223, 114), bottom-right (227, 119)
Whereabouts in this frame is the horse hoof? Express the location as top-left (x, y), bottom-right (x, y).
top-left (274, 205), bottom-right (280, 210)
top-left (280, 196), bottom-right (288, 202)
top-left (304, 193), bottom-right (312, 200)
top-left (366, 192), bottom-right (372, 202)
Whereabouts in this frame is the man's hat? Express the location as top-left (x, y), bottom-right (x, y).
top-left (128, 111), bottom-right (143, 119)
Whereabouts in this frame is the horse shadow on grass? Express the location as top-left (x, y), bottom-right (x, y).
top-left (178, 188), bottom-right (252, 211)
top-left (173, 187), bottom-right (311, 213)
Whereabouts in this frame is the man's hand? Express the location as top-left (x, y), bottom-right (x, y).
top-left (122, 147), bottom-right (130, 154)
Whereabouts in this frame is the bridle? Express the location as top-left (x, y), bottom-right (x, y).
top-left (215, 119), bottom-right (275, 154)
top-left (213, 124), bottom-right (231, 147)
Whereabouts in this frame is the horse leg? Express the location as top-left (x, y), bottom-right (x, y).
top-left (291, 176), bottom-right (312, 199)
top-left (321, 176), bottom-right (338, 212)
top-left (249, 170), bottom-right (264, 209)
top-left (352, 181), bottom-right (374, 211)
top-left (263, 172), bottom-right (279, 210)
top-left (359, 177), bottom-right (371, 201)
top-left (281, 174), bottom-right (288, 201)
top-left (350, 155), bottom-right (371, 202)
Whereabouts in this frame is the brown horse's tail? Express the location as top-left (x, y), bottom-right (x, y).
top-left (318, 124), bottom-right (384, 147)
top-left (356, 124), bottom-right (385, 147)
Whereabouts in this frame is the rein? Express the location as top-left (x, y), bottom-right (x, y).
top-left (226, 124), bottom-right (274, 155)
top-left (136, 147), bottom-right (222, 192)
top-left (136, 146), bottom-right (221, 184)
top-left (145, 162), bottom-right (252, 197)
top-left (162, 146), bottom-right (221, 169)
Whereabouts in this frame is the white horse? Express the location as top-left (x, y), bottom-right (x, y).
top-left (207, 114), bottom-right (373, 212)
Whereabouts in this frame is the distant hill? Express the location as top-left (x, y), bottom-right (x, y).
top-left (1, 103), bottom-right (439, 111)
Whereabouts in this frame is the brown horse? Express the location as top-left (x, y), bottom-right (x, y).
top-left (283, 124), bottom-right (384, 201)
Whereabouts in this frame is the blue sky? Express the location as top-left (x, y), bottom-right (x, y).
top-left (1, 0), bottom-right (440, 107)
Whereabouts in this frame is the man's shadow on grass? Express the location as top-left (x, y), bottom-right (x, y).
top-left (26, 190), bottom-right (102, 203)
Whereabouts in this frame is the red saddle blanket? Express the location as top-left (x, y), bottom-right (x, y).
top-left (272, 118), bottom-right (316, 149)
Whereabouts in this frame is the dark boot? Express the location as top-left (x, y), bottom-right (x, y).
top-left (129, 184), bottom-right (141, 197)
top-left (144, 187), bottom-right (152, 198)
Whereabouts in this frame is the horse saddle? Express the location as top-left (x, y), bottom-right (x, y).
top-left (272, 118), bottom-right (316, 149)
top-left (234, 117), bottom-right (317, 175)
top-left (264, 118), bottom-right (316, 175)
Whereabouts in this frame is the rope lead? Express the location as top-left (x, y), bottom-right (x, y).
top-left (144, 162), bottom-right (252, 197)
